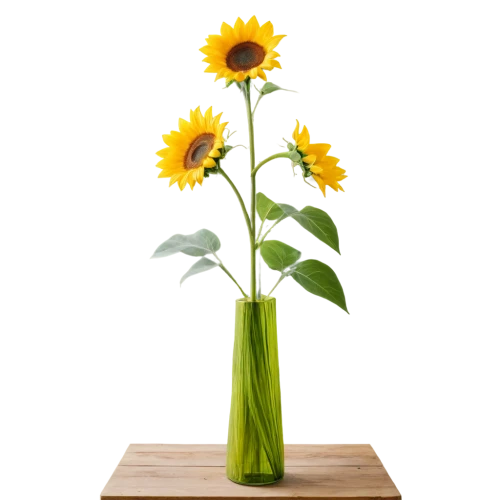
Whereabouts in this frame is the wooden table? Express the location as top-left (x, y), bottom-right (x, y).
top-left (101, 444), bottom-right (401, 500)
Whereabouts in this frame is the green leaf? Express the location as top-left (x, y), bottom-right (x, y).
top-left (224, 78), bottom-right (237, 89)
top-left (290, 260), bottom-right (348, 313)
top-left (260, 82), bottom-right (281, 95)
top-left (256, 193), bottom-right (285, 221)
top-left (290, 206), bottom-right (340, 254)
top-left (260, 240), bottom-right (301, 272)
top-left (180, 257), bottom-right (219, 285)
top-left (278, 203), bottom-right (299, 217)
top-left (151, 229), bottom-right (221, 258)
top-left (197, 229), bottom-right (220, 253)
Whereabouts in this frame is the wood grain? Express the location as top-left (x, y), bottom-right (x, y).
top-left (102, 444), bottom-right (400, 500)
top-left (120, 444), bottom-right (382, 467)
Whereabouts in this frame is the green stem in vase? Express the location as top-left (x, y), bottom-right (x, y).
top-left (227, 297), bottom-right (284, 484)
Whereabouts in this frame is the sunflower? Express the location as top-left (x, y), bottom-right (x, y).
top-left (200, 16), bottom-right (285, 84)
top-left (292, 120), bottom-right (347, 196)
top-left (156, 107), bottom-right (228, 191)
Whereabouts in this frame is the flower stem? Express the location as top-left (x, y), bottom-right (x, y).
top-left (213, 252), bottom-right (248, 298)
top-left (268, 274), bottom-right (286, 297)
top-left (257, 214), bottom-right (287, 247)
top-left (244, 79), bottom-right (258, 301)
top-left (251, 152), bottom-right (291, 177)
top-left (218, 167), bottom-right (253, 245)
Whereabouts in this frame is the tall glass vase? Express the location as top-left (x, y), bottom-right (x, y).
top-left (226, 297), bottom-right (284, 485)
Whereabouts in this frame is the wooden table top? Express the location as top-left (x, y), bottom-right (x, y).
top-left (101, 444), bottom-right (401, 500)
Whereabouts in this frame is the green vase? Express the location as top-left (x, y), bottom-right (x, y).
top-left (226, 297), bottom-right (284, 485)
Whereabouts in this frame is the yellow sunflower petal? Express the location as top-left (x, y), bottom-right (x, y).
top-left (313, 174), bottom-right (327, 197)
top-left (158, 147), bottom-right (170, 157)
top-left (215, 68), bottom-right (229, 81)
top-left (215, 121), bottom-right (227, 142)
top-left (260, 61), bottom-right (273, 70)
top-left (265, 51), bottom-right (280, 59)
top-left (168, 172), bottom-right (183, 186)
top-left (270, 60), bottom-right (282, 69)
top-left (293, 120), bottom-right (300, 142)
top-left (245, 16), bottom-right (260, 40)
top-left (157, 106), bottom-right (227, 191)
top-left (220, 22), bottom-right (234, 38)
top-left (240, 18), bottom-right (250, 40)
top-left (201, 19), bottom-right (286, 84)
top-left (257, 68), bottom-right (267, 81)
top-left (205, 106), bottom-right (213, 126)
top-left (178, 173), bottom-right (189, 191)
top-left (196, 167), bottom-right (205, 185)
top-left (205, 34), bottom-right (226, 51)
top-left (297, 125), bottom-right (310, 150)
top-left (156, 158), bottom-right (169, 169)
top-left (258, 20), bottom-right (273, 40)
top-left (235, 71), bottom-right (246, 82)
top-left (187, 171), bottom-right (196, 190)
top-left (265, 34), bottom-right (286, 51)
top-left (309, 165), bottom-right (323, 174)
top-left (302, 154), bottom-right (317, 165)
top-left (307, 143), bottom-right (331, 160)
top-left (234, 17), bottom-right (245, 36)
top-left (203, 157), bottom-right (217, 168)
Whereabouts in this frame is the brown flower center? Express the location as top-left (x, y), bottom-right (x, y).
top-left (226, 42), bottom-right (265, 72)
top-left (184, 133), bottom-right (215, 169)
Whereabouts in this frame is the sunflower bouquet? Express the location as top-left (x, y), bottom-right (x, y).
top-left (152, 17), bottom-right (348, 486)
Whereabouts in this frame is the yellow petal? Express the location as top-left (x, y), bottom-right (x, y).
top-left (264, 33), bottom-right (285, 52)
top-left (302, 154), bottom-right (317, 165)
top-left (298, 125), bottom-right (310, 150)
top-left (258, 21), bottom-right (273, 40)
top-left (187, 171), bottom-right (196, 190)
top-left (196, 167), bottom-right (205, 185)
top-left (245, 15), bottom-right (260, 40)
top-left (248, 67), bottom-right (259, 79)
top-left (212, 112), bottom-right (223, 128)
top-left (205, 106), bottom-right (213, 126)
top-left (178, 173), bottom-right (189, 191)
top-left (204, 64), bottom-right (219, 73)
top-left (309, 165), bottom-right (323, 174)
top-left (191, 105), bottom-right (205, 132)
top-left (209, 149), bottom-right (221, 158)
top-left (203, 157), bottom-right (216, 168)
top-left (235, 71), bottom-right (246, 82)
top-left (306, 143), bottom-right (331, 160)
top-left (220, 21), bottom-right (233, 37)
top-left (313, 174), bottom-right (327, 197)
top-left (270, 59), bottom-right (282, 69)
top-left (215, 122), bottom-right (227, 141)
top-left (168, 172), bottom-right (183, 186)
top-left (214, 140), bottom-right (223, 149)
top-left (156, 147), bottom-right (169, 159)
top-left (266, 51), bottom-right (280, 59)
top-left (215, 68), bottom-right (229, 81)
top-left (260, 61), bottom-right (273, 70)
top-left (257, 68), bottom-right (267, 81)
top-left (234, 17), bottom-right (245, 36)
top-left (293, 120), bottom-right (300, 142)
